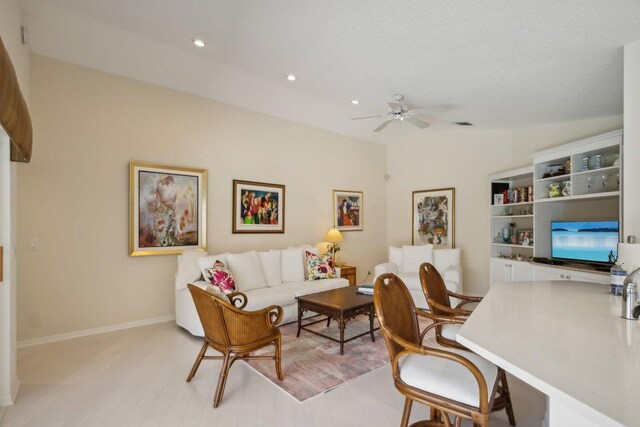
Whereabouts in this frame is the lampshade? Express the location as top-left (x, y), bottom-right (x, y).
top-left (325, 228), bottom-right (343, 243)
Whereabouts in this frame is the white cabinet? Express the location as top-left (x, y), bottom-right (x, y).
top-left (531, 264), bottom-right (608, 284)
top-left (490, 258), bottom-right (532, 285)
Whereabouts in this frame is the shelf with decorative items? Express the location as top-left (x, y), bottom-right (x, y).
top-left (531, 129), bottom-right (622, 260)
top-left (489, 166), bottom-right (535, 260)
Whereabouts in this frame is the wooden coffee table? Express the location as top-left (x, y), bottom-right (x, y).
top-left (296, 286), bottom-right (378, 355)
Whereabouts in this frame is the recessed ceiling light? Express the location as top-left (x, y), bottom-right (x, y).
top-left (286, 74), bottom-right (296, 81)
top-left (351, 99), bottom-right (360, 105)
top-left (192, 39), bottom-right (206, 47)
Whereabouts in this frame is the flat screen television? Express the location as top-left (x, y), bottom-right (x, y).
top-left (551, 220), bottom-right (619, 264)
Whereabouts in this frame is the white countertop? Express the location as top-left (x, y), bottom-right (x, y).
top-left (457, 281), bottom-right (639, 427)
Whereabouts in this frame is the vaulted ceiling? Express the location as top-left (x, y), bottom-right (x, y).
top-left (21, 0), bottom-right (640, 143)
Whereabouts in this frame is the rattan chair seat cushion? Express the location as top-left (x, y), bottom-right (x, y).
top-left (439, 323), bottom-right (460, 341)
top-left (398, 344), bottom-right (499, 407)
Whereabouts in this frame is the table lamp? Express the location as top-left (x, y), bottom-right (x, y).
top-left (325, 228), bottom-right (343, 265)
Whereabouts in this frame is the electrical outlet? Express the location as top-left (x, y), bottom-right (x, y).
top-left (29, 238), bottom-right (38, 250)
top-left (367, 270), bottom-right (372, 275)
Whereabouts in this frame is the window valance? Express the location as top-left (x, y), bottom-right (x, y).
top-left (0, 35), bottom-right (32, 163)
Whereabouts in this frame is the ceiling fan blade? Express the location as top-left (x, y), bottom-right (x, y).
top-left (373, 120), bottom-right (394, 132)
top-left (387, 102), bottom-right (402, 112)
top-left (351, 114), bottom-right (387, 120)
top-left (406, 116), bottom-right (431, 129)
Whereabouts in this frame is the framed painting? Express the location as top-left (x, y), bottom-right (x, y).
top-left (412, 187), bottom-right (455, 248)
top-left (233, 180), bottom-right (285, 233)
top-left (333, 190), bottom-right (363, 231)
top-left (129, 161), bottom-right (207, 256)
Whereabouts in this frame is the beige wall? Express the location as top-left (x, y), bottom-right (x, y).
top-left (510, 115), bottom-right (622, 167)
top-left (17, 55), bottom-right (387, 341)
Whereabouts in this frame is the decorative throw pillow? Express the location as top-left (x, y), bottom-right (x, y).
top-left (305, 251), bottom-right (336, 280)
top-left (205, 284), bottom-right (230, 303)
top-left (204, 260), bottom-right (237, 294)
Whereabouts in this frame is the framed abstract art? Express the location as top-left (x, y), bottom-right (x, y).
top-left (129, 161), bottom-right (207, 256)
top-left (412, 187), bottom-right (455, 248)
top-left (233, 180), bottom-right (285, 233)
top-left (333, 190), bottom-right (363, 231)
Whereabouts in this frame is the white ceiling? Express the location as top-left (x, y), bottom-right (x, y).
top-left (20, 0), bottom-right (640, 143)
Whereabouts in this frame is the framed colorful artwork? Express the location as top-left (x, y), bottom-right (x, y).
top-left (129, 161), bottom-right (207, 256)
top-left (233, 180), bottom-right (285, 233)
top-left (412, 187), bottom-right (455, 248)
top-left (333, 190), bottom-right (363, 231)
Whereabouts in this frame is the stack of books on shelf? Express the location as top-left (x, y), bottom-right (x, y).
top-left (357, 283), bottom-right (374, 295)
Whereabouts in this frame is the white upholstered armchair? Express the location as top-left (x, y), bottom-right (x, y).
top-left (374, 244), bottom-right (462, 309)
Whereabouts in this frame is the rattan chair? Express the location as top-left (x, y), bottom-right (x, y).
top-left (186, 284), bottom-right (284, 407)
top-left (419, 263), bottom-right (516, 426)
top-left (374, 273), bottom-right (503, 427)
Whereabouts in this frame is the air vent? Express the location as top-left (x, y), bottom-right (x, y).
top-left (453, 121), bottom-right (473, 126)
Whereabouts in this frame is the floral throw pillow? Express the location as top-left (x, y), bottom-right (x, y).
top-left (204, 260), bottom-right (237, 294)
top-left (305, 251), bottom-right (336, 280)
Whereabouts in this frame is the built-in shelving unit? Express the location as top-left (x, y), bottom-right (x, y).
top-left (489, 166), bottom-right (534, 260)
top-left (489, 129), bottom-right (623, 286)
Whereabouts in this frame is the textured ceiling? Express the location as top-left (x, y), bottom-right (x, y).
top-left (21, 0), bottom-right (640, 143)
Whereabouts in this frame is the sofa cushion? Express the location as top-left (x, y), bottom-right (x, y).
top-left (243, 287), bottom-right (296, 310)
top-left (402, 244), bottom-right (434, 273)
top-left (281, 248), bottom-right (306, 283)
top-left (389, 246), bottom-right (403, 270)
top-left (259, 250), bottom-right (283, 287)
top-left (279, 278), bottom-right (348, 297)
top-left (397, 273), bottom-right (422, 291)
top-left (205, 284), bottom-right (230, 303)
top-left (204, 260), bottom-right (237, 294)
top-left (175, 248), bottom-right (207, 290)
top-left (226, 251), bottom-right (267, 292)
top-left (305, 251), bottom-right (336, 280)
top-left (198, 253), bottom-right (229, 280)
top-left (434, 248), bottom-right (461, 274)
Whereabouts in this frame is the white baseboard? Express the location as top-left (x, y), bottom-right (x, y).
top-left (17, 315), bottom-right (176, 348)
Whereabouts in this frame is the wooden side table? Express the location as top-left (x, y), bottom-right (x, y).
top-left (339, 265), bottom-right (356, 286)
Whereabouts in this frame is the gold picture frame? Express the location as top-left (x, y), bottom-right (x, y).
top-left (333, 190), bottom-right (363, 231)
top-left (129, 161), bottom-right (207, 256)
top-left (412, 187), bottom-right (455, 248)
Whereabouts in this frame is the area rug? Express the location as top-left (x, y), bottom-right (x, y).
top-left (245, 316), bottom-right (435, 402)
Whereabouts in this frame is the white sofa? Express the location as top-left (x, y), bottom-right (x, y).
top-left (175, 245), bottom-right (349, 336)
top-left (374, 245), bottom-right (462, 310)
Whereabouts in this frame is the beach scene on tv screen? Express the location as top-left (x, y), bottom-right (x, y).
top-left (551, 221), bottom-right (618, 263)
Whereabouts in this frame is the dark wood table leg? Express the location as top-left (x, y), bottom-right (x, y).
top-left (296, 303), bottom-right (303, 337)
top-left (369, 309), bottom-right (375, 342)
top-left (339, 315), bottom-right (346, 355)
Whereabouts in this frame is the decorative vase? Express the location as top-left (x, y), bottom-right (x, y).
top-left (502, 227), bottom-right (511, 243)
top-left (592, 154), bottom-right (603, 169)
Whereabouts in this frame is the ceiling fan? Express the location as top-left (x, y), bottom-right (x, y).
top-left (351, 94), bottom-right (431, 132)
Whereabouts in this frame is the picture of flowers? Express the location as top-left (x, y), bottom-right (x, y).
top-left (129, 161), bottom-right (207, 256)
top-left (333, 190), bottom-right (363, 231)
top-left (233, 180), bottom-right (285, 233)
top-left (412, 187), bottom-right (455, 248)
